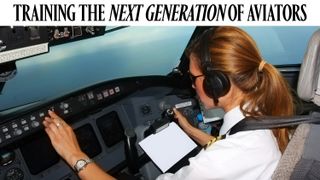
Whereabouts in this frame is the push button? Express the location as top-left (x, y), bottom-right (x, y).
top-left (13, 129), bottom-right (23, 136)
top-left (21, 119), bottom-right (27, 125)
top-left (2, 127), bottom-right (9, 133)
top-left (5, 134), bottom-right (12, 140)
top-left (11, 123), bottom-right (18, 129)
top-left (23, 125), bottom-right (30, 131)
top-left (30, 115), bottom-right (36, 121)
top-left (31, 121), bottom-right (40, 128)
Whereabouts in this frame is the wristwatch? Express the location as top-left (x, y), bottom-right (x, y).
top-left (73, 158), bottom-right (93, 173)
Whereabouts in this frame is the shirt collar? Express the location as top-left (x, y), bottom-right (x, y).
top-left (219, 106), bottom-right (245, 135)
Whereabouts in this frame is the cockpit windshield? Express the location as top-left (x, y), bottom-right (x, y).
top-left (0, 27), bottom-right (195, 112)
top-left (0, 26), bottom-right (318, 113)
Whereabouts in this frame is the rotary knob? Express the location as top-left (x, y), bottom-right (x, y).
top-left (140, 104), bottom-right (151, 115)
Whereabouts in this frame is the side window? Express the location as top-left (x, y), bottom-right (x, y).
top-left (242, 27), bottom-right (319, 65)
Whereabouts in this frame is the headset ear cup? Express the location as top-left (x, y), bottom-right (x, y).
top-left (203, 71), bottom-right (231, 101)
top-left (214, 71), bottom-right (231, 97)
top-left (203, 76), bottom-right (214, 98)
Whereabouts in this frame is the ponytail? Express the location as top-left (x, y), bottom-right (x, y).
top-left (239, 63), bottom-right (294, 153)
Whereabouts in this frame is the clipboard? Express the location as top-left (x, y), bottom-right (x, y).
top-left (138, 122), bottom-right (197, 172)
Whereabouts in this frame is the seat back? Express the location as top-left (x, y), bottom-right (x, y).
top-left (290, 124), bottom-right (320, 179)
top-left (297, 29), bottom-right (320, 105)
top-left (272, 124), bottom-right (307, 179)
top-left (272, 29), bottom-right (320, 180)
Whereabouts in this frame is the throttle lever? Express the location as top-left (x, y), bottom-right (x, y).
top-left (124, 128), bottom-right (139, 174)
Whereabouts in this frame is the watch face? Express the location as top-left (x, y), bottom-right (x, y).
top-left (74, 159), bottom-right (92, 173)
top-left (77, 160), bottom-right (86, 167)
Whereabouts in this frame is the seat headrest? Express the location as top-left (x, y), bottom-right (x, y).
top-left (297, 29), bottom-right (320, 105)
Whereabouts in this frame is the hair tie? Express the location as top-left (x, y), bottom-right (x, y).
top-left (258, 60), bottom-right (267, 72)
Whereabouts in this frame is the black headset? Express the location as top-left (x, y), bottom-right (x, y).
top-left (200, 28), bottom-right (231, 104)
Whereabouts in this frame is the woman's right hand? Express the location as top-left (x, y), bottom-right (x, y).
top-left (173, 108), bottom-right (194, 134)
top-left (173, 108), bottom-right (213, 146)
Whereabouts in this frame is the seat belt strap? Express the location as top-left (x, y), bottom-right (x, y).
top-left (229, 111), bottom-right (320, 135)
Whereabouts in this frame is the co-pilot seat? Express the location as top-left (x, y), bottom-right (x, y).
top-left (272, 29), bottom-right (320, 180)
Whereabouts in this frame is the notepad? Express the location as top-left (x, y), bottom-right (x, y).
top-left (139, 122), bottom-right (197, 172)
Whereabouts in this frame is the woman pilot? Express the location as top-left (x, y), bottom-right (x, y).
top-left (43, 26), bottom-right (294, 180)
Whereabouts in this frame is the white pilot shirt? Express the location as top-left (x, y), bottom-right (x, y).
top-left (157, 106), bottom-right (281, 180)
